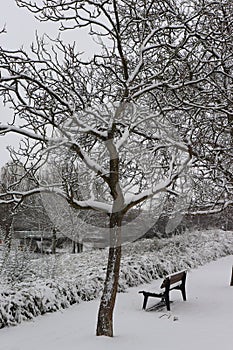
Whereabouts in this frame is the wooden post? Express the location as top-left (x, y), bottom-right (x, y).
top-left (230, 266), bottom-right (233, 286)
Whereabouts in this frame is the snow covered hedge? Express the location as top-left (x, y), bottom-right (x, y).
top-left (0, 229), bottom-right (233, 328)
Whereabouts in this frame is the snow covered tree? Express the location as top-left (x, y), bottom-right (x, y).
top-left (0, 162), bottom-right (28, 245)
top-left (164, 0), bottom-right (233, 213)
top-left (0, 0), bottom-right (232, 337)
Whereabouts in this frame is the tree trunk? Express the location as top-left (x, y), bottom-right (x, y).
top-left (72, 240), bottom-right (76, 254)
top-left (96, 213), bottom-right (122, 337)
top-left (4, 223), bottom-right (12, 251)
top-left (77, 242), bottom-right (83, 253)
top-left (71, 241), bottom-right (83, 253)
top-left (0, 223), bottom-right (13, 275)
top-left (51, 227), bottom-right (56, 254)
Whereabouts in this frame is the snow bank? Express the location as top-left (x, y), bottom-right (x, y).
top-left (0, 229), bottom-right (233, 329)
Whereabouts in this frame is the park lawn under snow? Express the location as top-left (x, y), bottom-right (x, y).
top-left (1, 229), bottom-right (233, 329)
top-left (0, 254), bottom-right (233, 350)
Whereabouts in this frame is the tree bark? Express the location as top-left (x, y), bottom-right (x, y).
top-left (4, 223), bottom-right (11, 250)
top-left (51, 227), bottom-right (56, 254)
top-left (71, 241), bottom-right (83, 253)
top-left (77, 242), bottom-right (83, 253)
top-left (96, 212), bottom-right (122, 337)
top-left (72, 240), bottom-right (76, 254)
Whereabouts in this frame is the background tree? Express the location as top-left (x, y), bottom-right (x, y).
top-left (0, 162), bottom-right (28, 247)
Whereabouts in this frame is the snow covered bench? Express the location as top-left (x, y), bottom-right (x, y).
top-left (139, 270), bottom-right (187, 311)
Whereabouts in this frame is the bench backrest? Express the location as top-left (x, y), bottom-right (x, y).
top-left (160, 270), bottom-right (186, 289)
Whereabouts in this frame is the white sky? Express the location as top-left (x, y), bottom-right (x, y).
top-left (0, 0), bottom-right (96, 168)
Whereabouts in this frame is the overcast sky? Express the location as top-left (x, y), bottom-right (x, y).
top-left (0, 0), bottom-right (95, 168)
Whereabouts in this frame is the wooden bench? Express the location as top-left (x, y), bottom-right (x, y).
top-left (139, 270), bottom-right (187, 311)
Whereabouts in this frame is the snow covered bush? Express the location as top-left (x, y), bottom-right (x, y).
top-left (0, 229), bottom-right (233, 329)
top-left (0, 247), bottom-right (36, 284)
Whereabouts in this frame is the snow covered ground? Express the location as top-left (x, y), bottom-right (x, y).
top-left (1, 230), bottom-right (233, 330)
top-left (1, 255), bottom-right (233, 350)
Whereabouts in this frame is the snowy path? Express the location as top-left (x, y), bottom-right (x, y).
top-left (1, 255), bottom-right (233, 350)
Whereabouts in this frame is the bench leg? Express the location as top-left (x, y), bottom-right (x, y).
top-left (181, 286), bottom-right (186, 301)
top-left (164, 292), bottom-right (170, 311)
top-left (142, 294), bottom-right (149, 310)
top-left (181, 274), bottom-right (187, 301)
